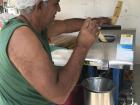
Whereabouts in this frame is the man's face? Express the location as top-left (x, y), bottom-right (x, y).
top-left (42, 0), bottom-right (60, 25)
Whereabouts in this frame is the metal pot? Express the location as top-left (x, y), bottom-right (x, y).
top-left (82, 77), bottom-right (114, 105)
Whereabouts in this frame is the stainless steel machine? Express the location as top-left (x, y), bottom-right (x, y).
top-left (84, 28), bottom-right (135, 105)
top-left (51, 28), bottom-right (136, 105)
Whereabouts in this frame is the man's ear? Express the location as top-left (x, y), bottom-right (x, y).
top-left (35, 0), bottom-right (44, 10)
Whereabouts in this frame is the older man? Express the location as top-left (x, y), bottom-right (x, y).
top-left (0, 0), bottom-right (111, 105)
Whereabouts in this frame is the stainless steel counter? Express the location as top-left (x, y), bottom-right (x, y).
top-left (51, 29), bottom-right (136, 70)
top-left (85, 29), bottom-right (135, 70)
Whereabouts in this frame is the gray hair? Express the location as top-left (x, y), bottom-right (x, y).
top-left (18, 0), bottom-right (48, 14)
top-left (19, 5), bottom-right (35, 14)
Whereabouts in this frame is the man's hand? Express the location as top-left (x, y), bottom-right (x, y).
top-left (93, 17), bottom-right (111, 26)
top-left (77, 18), bottom-right (99, 49)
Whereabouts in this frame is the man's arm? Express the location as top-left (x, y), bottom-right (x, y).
top-left (47, 18), bottom-right (84, 38)
top-left (47, 17), bottom-right (111, 38)
top-left (8, 19), bottom-right (99, 104)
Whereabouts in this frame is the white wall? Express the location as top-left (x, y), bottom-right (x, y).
top-left (56, 0), bottom-right (140, 64)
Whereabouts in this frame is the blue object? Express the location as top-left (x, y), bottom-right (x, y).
top-left (112, 68), bottom-right (123, 105)
top-left (121, 44), bottom-right (133, 49)
top-left (86, 66), bottom-right (98, 78)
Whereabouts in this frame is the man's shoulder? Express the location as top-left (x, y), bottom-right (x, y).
top-left (13, 26), bottom-right (38, 43)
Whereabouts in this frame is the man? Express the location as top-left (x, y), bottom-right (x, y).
top-left (0, 0), bottom-right (111, 105)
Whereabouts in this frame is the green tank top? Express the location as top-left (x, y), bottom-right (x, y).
top-left (0, 18), bottom-right (54, 105)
